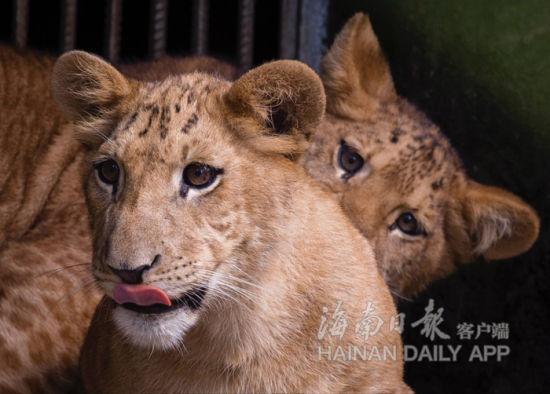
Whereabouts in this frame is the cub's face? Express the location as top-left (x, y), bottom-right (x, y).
top-left (53, 52), bottom-right (324, 350)
top-left (304, 103), bottom-right (463, 297)
top-left (303, 13), bottom-right (539, 298)
top-left (87, 76), bottom-right (252, 348)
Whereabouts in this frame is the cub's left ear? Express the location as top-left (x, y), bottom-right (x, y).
top-left (462, 181), bottom-right (540, 260)
top-left (322, 13), bottom-right (396, 119)
top-left (223, 60), bottom-right (325, 157)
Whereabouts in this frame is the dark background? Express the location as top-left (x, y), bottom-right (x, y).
top-left (329, 2), bottom-right (550, 394)
top-left (1, 1), bottom-right (548, 393)
top-left (0, 0), bottom-right (281, 65)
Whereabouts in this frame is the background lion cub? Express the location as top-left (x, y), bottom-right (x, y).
top-left (303, 14), bottom-right (539, 298)
top-left (52, 51), bottom-right (410, 393)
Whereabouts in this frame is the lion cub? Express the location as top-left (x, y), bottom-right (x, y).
top-left (52, 51), bottom-right (410, 393)
top-left (303, 14), bottom-right (540, 298)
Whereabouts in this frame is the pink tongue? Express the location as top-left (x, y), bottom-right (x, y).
top-left (113, 284), bottom-right (171, 306)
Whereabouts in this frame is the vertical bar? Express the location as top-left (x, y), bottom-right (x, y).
top-left (192, 0), bottom-right (209, 55)
top-left (149, 0), bottom-right (168, 59)
top-left (238, 0), bottom-right (255, 72)
top-left (60, 0), bottom-right (78, 52)
top-left (297, 0), bottom-right (329, 72)
top-left (280, 0), bottom-right (298, 59)
top-left (105, 0), bottom-right (122, 63)
top-left (13, 0), bottom-right (29, 48)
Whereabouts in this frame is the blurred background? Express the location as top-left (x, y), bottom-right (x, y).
top-left (1, 1), bottom-right (548, 392)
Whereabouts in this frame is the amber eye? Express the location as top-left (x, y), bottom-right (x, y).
top-left (183, 163), bottom-right (221, 189)
top-left (338, 141), bottom-right (364, 177)
top-left (95, 159), bottom-right (120, 186)
top-left (392, 212), bottom-right (424, 236)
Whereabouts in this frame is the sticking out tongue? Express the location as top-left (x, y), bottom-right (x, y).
top-left (113, 284), bottom-right (171, 306)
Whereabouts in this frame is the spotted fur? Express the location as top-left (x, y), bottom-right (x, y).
top-left (303, 14), bottom-right (540, 298)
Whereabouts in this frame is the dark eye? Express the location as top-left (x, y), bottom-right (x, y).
top-left (183, 163), bottom-right (221, 189)
top-left (95, 159), bottom-right (120, 186)
top-left (338, 141), bottom-right (364, 177)
top-left (392, 212), bottom-right (424, 236)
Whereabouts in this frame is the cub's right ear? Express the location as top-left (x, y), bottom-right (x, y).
top-left (52, 51), bottom-right (133, 144)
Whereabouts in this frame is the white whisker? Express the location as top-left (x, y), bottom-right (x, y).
top-left (32, 263), bottom-right (90, 280)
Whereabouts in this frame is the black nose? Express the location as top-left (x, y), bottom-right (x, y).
top-left (110, 265), bottom-right (149, 284)
top-left (110, 255), bottom-right (161, 284)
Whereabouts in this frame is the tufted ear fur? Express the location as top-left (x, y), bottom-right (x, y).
top-left (52, 50), bottom-right (134, 147)
top-left (223, 60), bottom-right (325, 158)
top-left (462, 181), bottom-right (540, 260)
top-left (322, 13), bottom-right (396, 119)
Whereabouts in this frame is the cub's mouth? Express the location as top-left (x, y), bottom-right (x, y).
top-left (113, 284), bottom-right (207, 315)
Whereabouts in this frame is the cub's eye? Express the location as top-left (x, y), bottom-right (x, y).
top-left (95, 159), bottom-right (120, 186)
top-left (338, 141), bottom-right (364, 177)
top-left (391, 212), bottom-right (424, 236)
top-left (183, 163), bottom-right (221, 189)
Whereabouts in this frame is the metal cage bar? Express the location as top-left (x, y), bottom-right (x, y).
top-left (280, 0), bottom-right (298, 59)
top-left (105, 0), bottom-right (122, 63)
top-left (13, 0), bottom-right (29, 48)
top-left (149, 0), bottom-right (168, 59)
top-left (60, 0), bottom-right (78, 52)
top-left (297, 0), bottom-right (328, 71)
top-left (5, 0), bottom-right (329, 71)
top-left (238, 0), bottom-right (255, 72)
top-left (192, 0), bottom-right (209, 55)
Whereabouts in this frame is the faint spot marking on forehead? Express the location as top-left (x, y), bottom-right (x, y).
top-left (346, 100), bottom-right (465, 195)
top-left (115, 73), bottom-right (223, 143)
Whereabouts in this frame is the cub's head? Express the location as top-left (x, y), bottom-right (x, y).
top-left (303, 13), bottom-right (539, 298)
top-left (52, 51), bottom-right (324, 350)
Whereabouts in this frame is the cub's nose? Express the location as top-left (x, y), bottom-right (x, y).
top-left (110, 265), bottom-right (149, 284)
top-left (109, 255), bottom-right (161, 284)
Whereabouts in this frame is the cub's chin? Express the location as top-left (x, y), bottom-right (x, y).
top-left (107, 284), bottom-right (208, 350)
top-left (113, 306), bottom-right (199, 351)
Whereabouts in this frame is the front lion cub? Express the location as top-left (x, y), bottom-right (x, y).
top-left (52, 52), bottom-right (410, 393)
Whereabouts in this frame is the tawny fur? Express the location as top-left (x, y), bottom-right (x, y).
top-left (0, 45), bottom-right (235, 393)
top-left (52, 51), bottom-right (410, 393)
top-left (302, 14), bottom-right (540, 298)
top-left (0, 45), bottom-right (97, 394)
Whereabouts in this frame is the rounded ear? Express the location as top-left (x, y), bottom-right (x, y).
top-left (322, 13), bottom-right (396, 119)
top-left (52, 51), bottom-right (133, 146)
top-left (224, 60), bottom-right (325, 158)
top-left (462, 181), bottom-right (540, 260)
